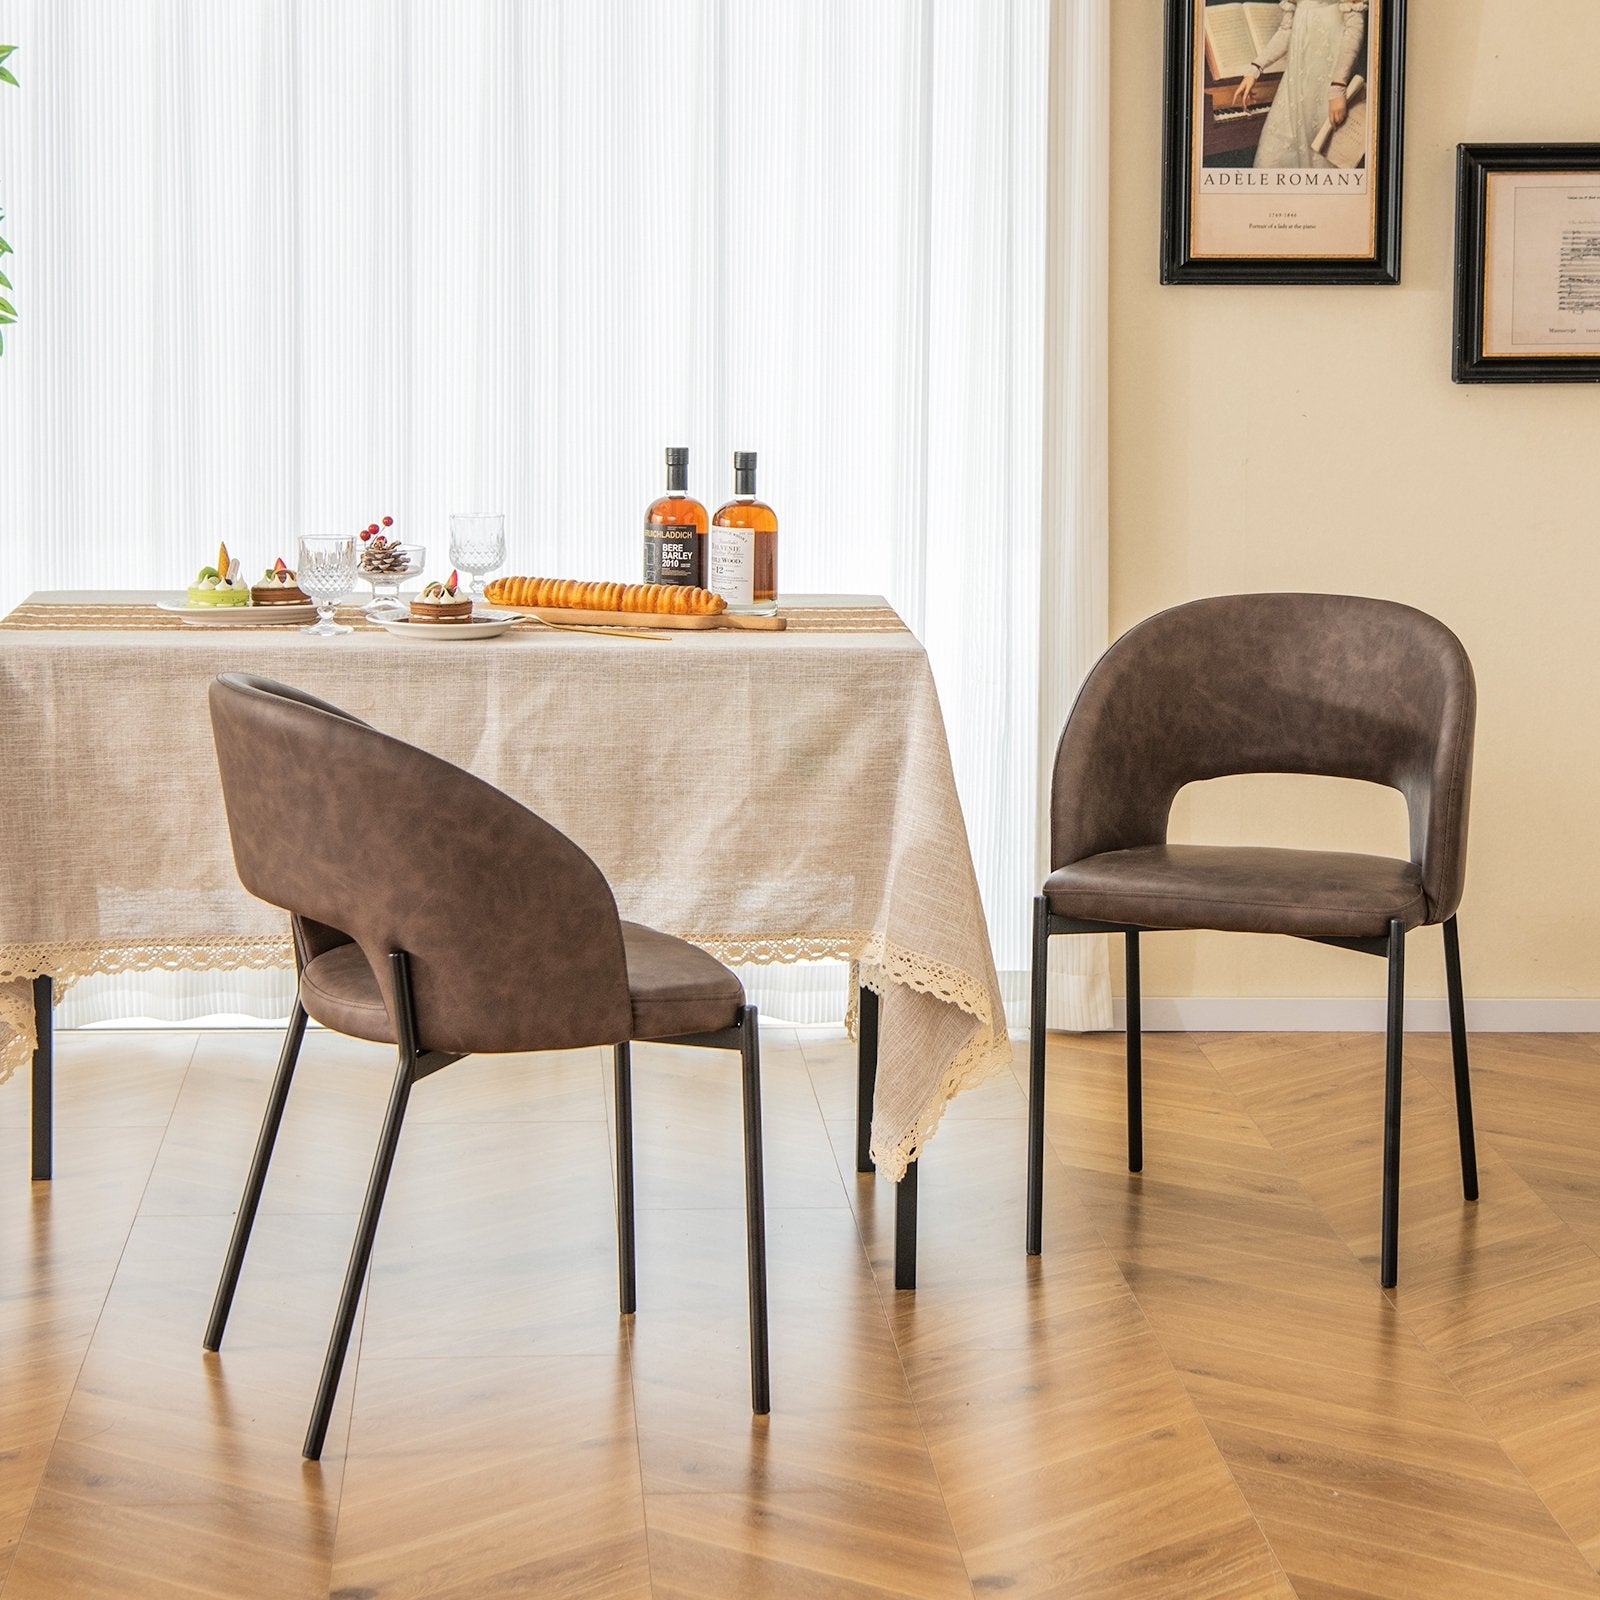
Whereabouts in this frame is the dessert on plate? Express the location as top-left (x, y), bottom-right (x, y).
top-left (409, 570), bottom-right (472, 624)
top-left (187, 542), bottom-right (250, 607)
top-left (251, 557), bottom-right (310, 606)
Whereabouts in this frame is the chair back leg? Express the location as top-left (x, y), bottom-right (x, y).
top-left (205, 1001), bottom-right (308, 1351)
top-left (1026, 896), bottom-right (1050, 1255)
top-left (1442, 916), bottom-right (1480, 1202)
top-left (613, 1042), bottom-right (637, 1315)
top-left (1126, 931), bottom-right (1143, 1173)
top-left (1380, 918), bottom-right (1406, 1289)
top-left (739, 1006), bottom-right (770, 1415)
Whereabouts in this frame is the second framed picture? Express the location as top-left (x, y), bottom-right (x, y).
top-left (1161, 0), bottom-right (1407, 284)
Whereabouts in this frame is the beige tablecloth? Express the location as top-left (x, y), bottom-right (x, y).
top-left (0, 592), bottom-right (1009, 1178)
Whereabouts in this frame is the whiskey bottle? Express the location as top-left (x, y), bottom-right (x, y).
top-left (644, 447), bottom-right (707, 587)
top-left (708, 451), bottom-right (777, 615)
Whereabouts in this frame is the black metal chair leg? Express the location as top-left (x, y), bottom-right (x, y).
top-left (304, 955), bottom-right (419, 1460)
top-left (31, 975), bottom-right (53, 1182)
top-left (855, 985), bottom-right (879, 1173)
top-left (1442, 915), bottom-right (1479, 1203)
top-left (613, 1042), bottom-right (637, 1315)
top-left (205, 1001), bottom-right (309, 1351)
top-left (739, 1007), bottom-right (770, 1415)
top-left (1126, 931), bottom-right (1143, 1173)
top-left (894, 1159), bottom-right (918, 1290)
top-left (1380, 918), bottom-right (1406, 1289)
top-left (1026, 896), bottom-right (1050, 1255)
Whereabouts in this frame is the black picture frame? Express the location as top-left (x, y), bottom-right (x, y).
top-left (1453, 143), bottom-right (1600, 384)
top-left (1161, 0), bottom-right (1406, 285)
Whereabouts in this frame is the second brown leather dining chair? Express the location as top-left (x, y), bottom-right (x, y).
top-left (1027, 593), bottom-right (1478, 1288)
top-left (203, 673), bottom-right (768, 1458)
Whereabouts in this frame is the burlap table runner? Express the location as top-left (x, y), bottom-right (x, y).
top-left (0, 592), bottom-right (1008, 1178)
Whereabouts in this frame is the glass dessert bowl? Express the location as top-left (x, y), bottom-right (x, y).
top-left (358, 539), bottom-right (425, 620)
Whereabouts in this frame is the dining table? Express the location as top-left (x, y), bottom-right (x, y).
top-left (0, 589), bottom-right (1012, 1282)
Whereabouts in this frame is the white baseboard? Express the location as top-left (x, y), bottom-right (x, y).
top-left (1109, 996), bottom-right (1600, 1033)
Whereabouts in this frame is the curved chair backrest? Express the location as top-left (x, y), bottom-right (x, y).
top-left (209, 672), bottom-right (635, 1054)
top-left (1051, 594), bottom-right (1476, 924)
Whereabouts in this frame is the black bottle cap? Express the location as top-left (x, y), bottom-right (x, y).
top-left (733, 451), bottom-right (757, 471)
top-left (665, 447), bottom-right (689, 466)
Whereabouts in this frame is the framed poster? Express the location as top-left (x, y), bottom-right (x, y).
top-left (1454, 143), bottom-right (1600, 383)
top-left (1161, 0), bottom-right (1406, 285)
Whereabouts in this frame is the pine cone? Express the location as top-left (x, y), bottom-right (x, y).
top-left (359, 536), bottom-right (410, 576)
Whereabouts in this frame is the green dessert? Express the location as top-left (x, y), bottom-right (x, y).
top-left (187, 541), bottom-right (250, 607)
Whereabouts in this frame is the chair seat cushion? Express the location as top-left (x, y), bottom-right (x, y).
top-left (298, 925), bottom-right (743, 1050)
top-left (1044, 844), bottom-right (1428, 939)
top-left (300, 942), bottom-right (395, 1042)
top-left (623, 921), bottom-right (744, 1040)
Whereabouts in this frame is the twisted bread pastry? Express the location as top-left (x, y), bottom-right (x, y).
top-left (485, 576), bottom-right (726, 616)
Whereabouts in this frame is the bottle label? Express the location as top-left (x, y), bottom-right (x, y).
top-left (708, 527), bottom-right (755, 608)
top-left (644, 525), bottom-right (701, 586)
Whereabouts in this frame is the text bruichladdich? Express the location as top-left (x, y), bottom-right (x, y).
top-left (1200, 171), bottom-right (1366, 188)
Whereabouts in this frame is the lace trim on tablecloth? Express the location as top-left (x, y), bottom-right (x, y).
top-left (851, 933), bottom-right (1012, 1181)
top-left (0, 930), bottom-right (1009, 1173)
top-left (0, 938), bottom-right (293, 1084)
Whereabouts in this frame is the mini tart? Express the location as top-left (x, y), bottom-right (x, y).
top-left (408, 593), bottom-right (473, 624)
top-left (251, 574), bottom-right (309, 605)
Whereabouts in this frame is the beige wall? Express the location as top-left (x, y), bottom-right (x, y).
top-left (1109, 1), bottom-right (1600, 1006)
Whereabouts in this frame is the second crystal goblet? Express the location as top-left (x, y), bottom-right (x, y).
top-left (448, 513), bottom-right (505, 600)
top-left (297, 535), bottom-right (357, 636)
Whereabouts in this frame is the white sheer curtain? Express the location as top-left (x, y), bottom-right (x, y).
top-left (0, 0), bottom-right (1109, 1033)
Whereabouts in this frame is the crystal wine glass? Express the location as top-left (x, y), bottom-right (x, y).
top-left (448, 513), bottom-right (506, 601)
top-left (297, 535), bottom-right (357, 636)
top-left (359, 542), bottom-right (425, 620)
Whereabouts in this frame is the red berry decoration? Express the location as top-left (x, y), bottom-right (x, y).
top-left (367, 523), bottom-right (380, 535)
top-left (381, 515), bottom-right (393, 527)
top-left (359, 527), bottom-right (373, 541)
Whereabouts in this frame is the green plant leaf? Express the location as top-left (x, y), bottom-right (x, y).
top-left (0, 297), bottom-right (14, 316)
top-left (0, 68), bottom-right (17, 87)
top-left (0, 270), bottom-right (10, 289)
top-left (0, 239), bottom-right (12, 256)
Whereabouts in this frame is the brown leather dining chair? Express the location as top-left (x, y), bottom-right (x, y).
top-left (1026, 594), bottom-right (1478, 1288)
top-left (203, 673), bottom-right (768, 1458)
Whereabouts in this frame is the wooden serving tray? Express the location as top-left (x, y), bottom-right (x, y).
top-left (519, 606), bottom-right (786, 632)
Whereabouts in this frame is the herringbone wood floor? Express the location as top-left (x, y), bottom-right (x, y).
top-left (5, 1022), bottom-right (1600, 1597)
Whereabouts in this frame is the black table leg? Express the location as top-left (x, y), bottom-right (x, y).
top-left (857, 982), bottom-right (918, 1289)
top-left (855, 985), bottom-right (878, 1173)
top-left (894, 1159), bottom-right (918, 1290)
top-left (31, 974), bottom-right (53, 1181)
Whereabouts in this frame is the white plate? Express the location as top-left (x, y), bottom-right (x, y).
top-left (157, 600), bottom-right (318, 625)
top-left (371, 612), bottom-right (520, 641)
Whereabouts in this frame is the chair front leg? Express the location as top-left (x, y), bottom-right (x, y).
top-left (614, 1041), bottom-right (637, 1315)
top-left (1026, 896), bottom-right (1050, 1255)
top-left (1126, 930), bottom-right (1143, 1174)
top-left (205, 1000), bottom-right (309, 1351)
top-left (1442, 916), bottom-right (1479, 1203)
top-left (739, 1006), bottom-right (770, 1415)
top-left (1380, 918), bottom-right (1406, 1289)
top-left (303, 952), bottom-right (419, 1460)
